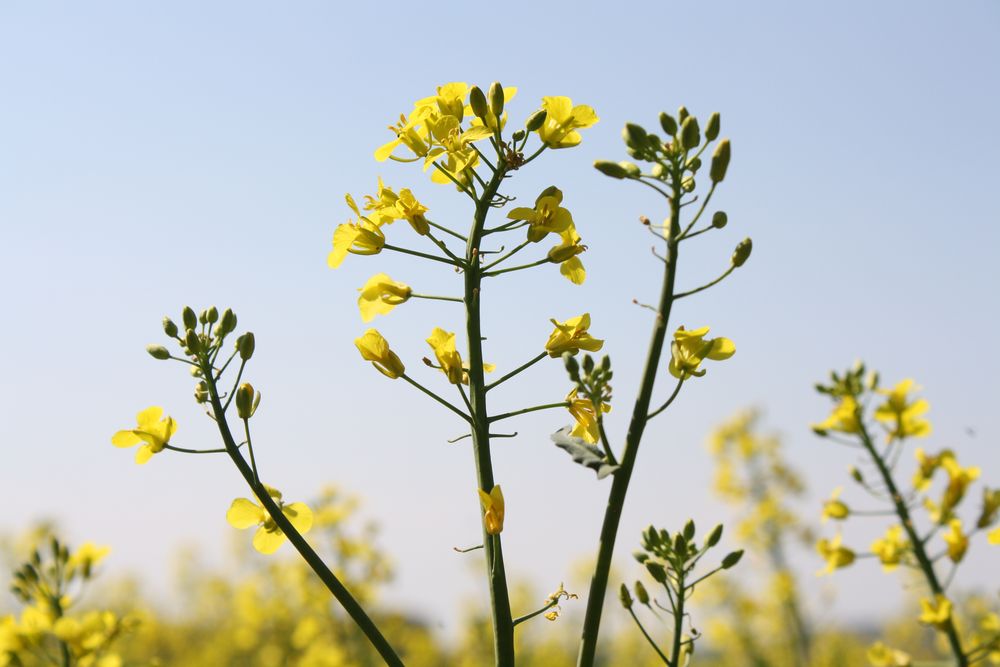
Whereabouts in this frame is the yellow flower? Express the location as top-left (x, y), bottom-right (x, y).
top-left (918, 594), bottom-right (953, 632)
top-left (426, 327), bottom-right (465, 385)
top-left (566, 388), bottom-right (611, 444)
top-left (545, 313), bottom-right (604, 358)
top-left (226, 485), bottom-right (314, 555)
top-left (989, 527), bottom-right (1000, 545)
top-left (375, 109), bottom-right (432, 162)
top-left (414, 82), bottom-right (470, 122)
top-left (816, 533), bottom-right (855, 575)
top-left (867, 641), bottom-right (912, 667)
top-left (942, 519), bottom-right (969, 563)
top-left (327, 218), bottom-right (385, 269)
top-left (821, 487), bottom-right (850, 522)
top-left (506, 187), bottom-right (574, 243)
top-left (111, 406), bottom-right (177, 464)
top-left (361, 177), bottom-right (401, 225)
top-left (535, 96), bottom-right (599, 149)
top-left (394, 188), bottom-right (430, 235)
top-left (357, 274), bottom-right (412, 323)
top-left (871, 525), bottom-right (908, 572)
top-left (549, 226), bottom-right (587, 285)
top-left (66, 542), bottom-right (110, 578)
top-left (478, 485), bottom-right (505, 535)
top-left (913, 447), bottom-right (948, 490)
top-left (942, 455), bottom-right (980, 515)
top-left (874, 379), bottom-right (931, 440)
top-left (812, 396), bottom-right (862, 435)
top-left (668, 326), bottom-right (735, 379)
top-left (354, 329), bottom-right (405, 379)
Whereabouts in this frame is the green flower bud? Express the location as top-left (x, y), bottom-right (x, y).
top-left (705, 524), bottom-right (723, 548)
top-left (488, 81), bottom-right (504, 117)
top-left (687, 157), bottom-right (702, 172)
top-left (219, 308), bottom-right (237, 336)
top-left (600, 355), bottom-right (611, 372)
top-left (619, 583), bottom-right (633, 609)
top-left (206, 306), bottom-right (219, 324)
top-left (235, 382), bottom-right (256, 419)
top-left (645, 561), bottom-right (667, 583)
top-left (563, 351), bottom-right (580, 380)
top-left (712, 211), bottom-right (728, 229)
top-left (194, 380), bottom-right (209, 404)
top-left (721, 550), bottom-right (744, 569)
top-left (182, 307), bottom-right (197, 330)
top-left (619, 161), bottom-right (641, 178)
top-left (623, 123), bottom-right (647, 149)
top-left (146, 344), bottom-right (170, 360)
top-left (710, 139), bottom-right (731, 183)
top-left (673, 532), bottom-right (687, 555)
top-left (651, 163), bottom-right (666, 179)
top-left (705, 112), bottom-right (721, 141)
top-left (850, 466), bottom-right (865, 484)
top-left (198, 309), bottom-right (208, 325)
top-left (659, 112), bottom-right (678, 136)
top-left (469, 86), bottom-right (488, 120)
top-left (634, 580), bottom-right (650, 605)
top-left (582, 354), bottom-right (594, 375)
top-left (525, 109), bottom-right (547, 132)
top-left (683, 519), bottom-right (696, 541)
top-left (162, 317), bottom-right (178, 338)
top-left (512, 129), bottom-right (525, 142)
top-left (593, 160), bottom-right (629, 179)
top-left (731, 238), bottom-right (752, 267)
top-left (633, 550), bottom-right (649, 564)
top-left (682, 177), bottom-right (696, 192)
top-left (680, 116), bottom-right (700, 150)
top-left (184, 329), bottom-right (201, 354)
top-left (677, 106), bottom-right (689, 123)
top-left (237, 332), bottom-right (255, 361)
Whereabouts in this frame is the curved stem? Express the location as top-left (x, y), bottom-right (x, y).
top-left (513, 599), bottom-right (560, 627)
top-left (627, 607), bottom-right (671, 665)
top-left (647, 378), bottom-right (685, 420)
top-left (674, 264), bottom-right (736, 300)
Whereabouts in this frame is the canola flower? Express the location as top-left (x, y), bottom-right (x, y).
top-left (816, 533), bottom-right (855, 575)
top-left (870, 525), bottom-right (908, 572)
top-left (111, 406), bottom-right (177, 464)
top-left (545, 314), bottom-right (604, 358)
top-left (478, 485), bottom-right (505, 536)
top-left (227, 486), bottom-right (314, 555)
top-left (566, 388), bottom-right (611, 444)
top-left (667, 326), bottom-right (735, 379)
top-left (874, 379), bottom-right (931, 440)
top-left (354, 329), bottom-right (405, 379)
top-left (357, 273), bottom-right (412, 322)
top-left (535, 96), bottom-right (599, 149)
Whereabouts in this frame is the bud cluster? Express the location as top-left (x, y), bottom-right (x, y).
top-left (563, 352), bottom-right (613, 410)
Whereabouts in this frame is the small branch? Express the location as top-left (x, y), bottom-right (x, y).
top-left (647, 378), bottom-right (685, 420)
top-left (401, 374), bottom-right (473, 423)
top-left (411, 293), bottom-right (464, 303)
top-left (426, 218), bottom-right (468, 241)
top-left (513, 599), bottom-right (560, 627)
top-left (482, 257), bottom-right (550, 278)
top-left (627, 607), bottom-right (672, 665)
top-left (454, 544), bottom-right (484, 553)
top-left (383, 243), bottom-right (463, 267)
top-left (486, 352), bottom-right (547, 392)
top-left (481, 240), bottom-right (532, 271)
top-left (489, 402), bottom-right (570, 424)
top-left (674, 265), bottom-right (736, 299)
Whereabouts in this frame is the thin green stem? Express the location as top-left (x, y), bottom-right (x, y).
top-left (647, 378), bottom-right (685, 420)
top-left (425, 230), bottom-right (463, 264)
top-left (680, 183), bottom-right (716, 237)
top-left (669, 570), bottom-right (687, 667)
top-left (427, 219), bottom-right (468, 241)
top-left (486, 352), bottom-right (547, 392)
top-left (489, 402), bottom-right (569, 423)
top-left (164, 443), bottom-right (234, 455)
top-left (384, 243), bottom-right (463, 267)
top-left (222, 359), bottom-right (247, 413)
top-left (431, 161), bottom-right (476, 200)
top-left (627, 607), bottom-right (671, 665)
top-left (577, 172), bottom-right (682, 667)
top-left (243, 419), bottom-right (260, 486)
top-left (410, 293), bottom-right (464, 303)
top-left (513, 599), bottom-right (560, 627)
top-left (483, 257), bottom-right (549, 278)
top-left (674, 265), bottom-right (736, 300)
top-left (481, 240), bottom-right (532, 271)
top-left (400, 374), bottom-right (472, 423)
top-left (201, 364), bottom-right (404, 667)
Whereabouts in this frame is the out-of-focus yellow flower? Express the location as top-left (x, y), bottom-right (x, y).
top-left (812, 396), bottom-right (862, 435)
top-left (977, 488), bottom-right (1000, 529)
top-left (478, 485), bottom-right (504, 535)
top-left (816, 533), bottom-right (855, 575)
top-left (566, 388), bottom-right (611, 444)
top-left (535, 96), bottom-right (599, 149)
top-left (918, 594), bottom-right (953, 632)
top-left (942, 519), bottom-right (969, 563)
top-left (111, 407), bottom-right (177, 465)
top-left (990, 527), bottom-right (1000, 545)
top-left (426, 327), bottom-right (464, 385)
top-left (668, 326), bottom-right (735, 379)
top-left (821, 487), bottom-right (850, 522)
top-left (226, 486), bottom-right (313, 555)
top-left (66, 542), bottom-right (110, 578)
top-left (942, 455), bottom-right (980, 515)
top-left (867, 641), bottom-right (912, 667)
top-left (913, 447), bottom-right (949, 490)
top-left (871, 525), bottom-right (908, 572)
top-left (357, 274), bottom-right (412, 323)
top-left (506, 187), bottom-right (574, 243)
top-left (354, 329), bottom-right (405, 379)
top-left (874, 379), bottom-right (931, 440)
top-left (545, 314), bottom-right (604, 357)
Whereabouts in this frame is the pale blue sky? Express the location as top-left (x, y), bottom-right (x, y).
top-left (2, 0), bottom-right (998, 636)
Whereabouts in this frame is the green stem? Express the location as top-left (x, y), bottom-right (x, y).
top-left (669, 571), bottom-right (686, 667)
top-left (483, 257), bottom-right (550, 278)
top-left (384, 243), bottom-right (463, 267)
top-left (513, 599), bottom-right (560, 627)
top-left (647, 378), bottom-right (684, 420)
top-left (856, 421), bottom-right (968, 667)
top-left (486, 352), bottom-right (547, 392)
top-left (674, 264), bottom-right (736, 299)
top-left (410, 293), bottom-right (464, 303)
top-left (627, 606), bottom-right (671, 665)
top-left (489, 402), bottom-right (569, 423)
top-left (400, 374), bottom-right (472, 423)
top-left (202, 368), bottom-right (405, 667)
top-left (427, 219), bottom-right (468, 241)
top-left (577, 179), bottom-right (681, 667)
top-left (481, 240), bottom-right (532, 271)
top-left (465, 161), bottom-right (516, 666)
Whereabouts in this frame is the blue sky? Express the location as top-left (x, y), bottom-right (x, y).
top-left (2, 0), bottom-right (998, 636)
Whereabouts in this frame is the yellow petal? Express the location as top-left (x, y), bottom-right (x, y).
top-left (560, 257), bottom-right (586, 285)
top-left (707, 337), bottom-right (736, 360)
top-left (226, 498), bottom-right (265, 529)
top-left (374, 137), bottom-right (401, 162)
top-left (134, 444), bottom-right (154, 465)
top-left (252, 526), bottom-right (286, 554)
top-left (135, 406), bottom-right (163, 430)
top-left (111, 430), bottom-right (141, 448)
top-left (283, 502), bottom-right (314, 535)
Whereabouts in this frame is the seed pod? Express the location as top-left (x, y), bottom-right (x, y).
top-left (712, 211), bottom-right (728, 229)
top-left (182, 306), bottom-right (197, 330)
top-left (469, 86), bottom-right (488, 120)
top-left (162, 317), bottom-right (178, 338)
top-left (680, 116), bottom-right (700, 150)
top-left (488, 82), bottom-right (504, 117)
top-left (705, 112), bottom-right (721, 141)
top-left (659, 112), bottom-right (678, 136)
top-left (593, 160), bottom-right (629, 179)
top-left (732, 238), bottom-right (753, 267)
top-left (525, 109), bottom-right (547, 131)
top-left (146, 344), bottom-right (170, 360)
top-left (710, 139), bottom-right (731, 183)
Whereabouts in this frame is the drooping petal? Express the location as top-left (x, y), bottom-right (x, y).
top-left (227, 498), bottom-right (265, 529)
top-left (135, 444), bottom-right (155, 465)
top-left (135, 406), bottom-right (163, 430)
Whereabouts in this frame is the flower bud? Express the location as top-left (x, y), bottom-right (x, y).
top-left (488, 81), bottom-right (504, 117)
top-left (162, 317), bottom-right (178, 338)
top-left (686, 157), bottom-right (702, 172)
top-left (469, 86), bottom-right (488, 120)
top-left (659, 112), bottom-right (678, 136)
top-left (651, 163), bottom-right (665, 179)
top-left (732, 238), bottom-right (752, 267)
top-left (194, 380), bottom-right (209, 403)
top-left (512, 129), bottom-right (525, 142)
top-left (721, 549), bottom-right (744, 569)
top-left (634, 581), bottom-right (650, 605)
top-left (619, 583), bottom-right (633, 609)
top-left (525, 109), bottom-right (547, 132)
top-left (235, 382), bottom-right (257, 419)
top-left (683, 519), bottom-right (696, 541)
top-left (680, 116), bottom-right (700, 150)
top-left (206, 306), bottom-right (219, 324)
top-left (677, 106), bottom-right (689, 123)
top-left (623, 123), bottom-right (647, 149)
top-left (593, 160), bottom-right (629, 179)
top-left (710, 139), bottom-right (731, 182)
top-left (146, 344), bottom-right (170, 360)
top-left (219, 308), bottom-right (237, 336)
top-left (850, 466), bottom-right (865, 484)
top-left (185, 329), bottom-right (201, 354)
top-left (620, 161), bottom-right (641, 178)
top-left (182, 307), bottom-right (197, 330)
top-left (705, 524), bottom-right (723, 548)
top-left (645, 561), bottom-right (667, 583)
top-left (563, 351), bottom-right (580, 380)
top-left (704, 112), bottom-right (721, 141)
top-left (712, 211), bottom-right (728, 229)
top-left (548, 242), bottom-right (584, 263)
top-left (237, 332), bottom-right (255, 360)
